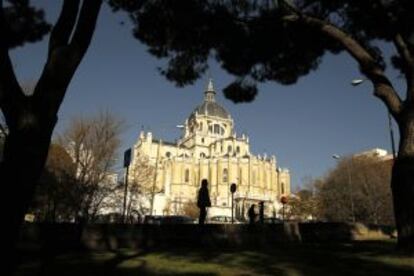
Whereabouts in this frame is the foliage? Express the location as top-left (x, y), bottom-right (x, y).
top-left (286, 188), bottom-right (320, 221)
top-left (126, 151), bottom-right (155, 218)
top-left (3, 0), bottom-right (51, 48)
top-left (182, 200), bottom-right (199, 219)
top-left (29, 144), bottom-right (76, 222)
top-left (28, 112), bottom-right (124, 223)
top-left (108, 0), bottom-right (414, 248)
top-left (110, 0), bottom-right (413, 102)
top-left (318, 155), bottom-right (394, 225)
top-left (56, 111), bottom-right (124, 222)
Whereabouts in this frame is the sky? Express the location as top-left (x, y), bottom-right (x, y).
top-left (9, 1), bottom-right (405, 189)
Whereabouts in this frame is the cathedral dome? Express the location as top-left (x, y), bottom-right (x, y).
top-left (192, 101), bottom-right (230, 119)
top-left (190, 79), bottom-right (231, 119)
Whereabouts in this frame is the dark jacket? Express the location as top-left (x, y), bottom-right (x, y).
top-left (197, 186), bottom-right (211, 208)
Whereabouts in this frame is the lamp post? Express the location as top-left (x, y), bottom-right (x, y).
top-left (332, 154), bottom-right (356, 223)
top-left (122, 148), bottom-right (132, 223)
top-left (351, 78), bottom-right (397, 159)
top-left (280, 195), bottom-right (288, 222)
top-left (230, 183), bottom-right (237, 224)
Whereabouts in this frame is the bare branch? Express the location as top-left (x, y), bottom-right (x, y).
top-left (58, 112), bottom-right (123, 221)
top-left (394, 34), bottom-right (414, 67)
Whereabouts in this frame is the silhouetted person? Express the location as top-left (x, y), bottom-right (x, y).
top-left (248, 204), bottom-right (257, 224)
top-left (197, 179), bottom-right (211, 225)
top-left (259, 201), bottom-right (264, 224)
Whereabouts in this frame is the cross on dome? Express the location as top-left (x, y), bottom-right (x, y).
top-left (204, 78), bottom-right (216, 102)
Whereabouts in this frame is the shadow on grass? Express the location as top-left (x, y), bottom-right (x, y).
top-left (140, 241), bottom-right (414, 276)
top-left (16, 241), bottom-right (414, 276)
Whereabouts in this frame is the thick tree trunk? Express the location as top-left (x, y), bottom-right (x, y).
top-left (392, 111), bottom-right (414, 252)
top-left (1, 116), bottom-right (55, 274)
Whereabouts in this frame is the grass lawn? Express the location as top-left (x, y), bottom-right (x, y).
top-left (16, 241), bottom-right (414, 275)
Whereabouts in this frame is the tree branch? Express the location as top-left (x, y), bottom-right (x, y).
top-left (284, 13), bottom-right (403, 118)
top-left (393, 33), bottom-right (414, 103)
top-left (48, 0), bottom-right (80, 57)
top-left (0, 1), bottom-right (25, 124)
top-left (34, 0), bottom-right (102, 118)
top-left (69, 0), bottom-right (102, 59)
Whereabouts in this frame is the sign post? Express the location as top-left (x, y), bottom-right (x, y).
top-left (122, 148), bottom-right (132, 223)
top-left (280, 195), bottom-right (288, 222)
top-left (230, 183), bottom-right (237, 224)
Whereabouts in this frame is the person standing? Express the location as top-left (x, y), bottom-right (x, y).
top-left (259, 201), bottom-right (264, 224)
top-left (248, 204), bottom-right (257, 224)
top-left (197, 179), bottom-right (211, 225)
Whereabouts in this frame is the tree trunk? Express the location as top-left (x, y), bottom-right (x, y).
top-left (1, 117), bottom-right (55, 274)
top-left (392, 111), bottom-right (414, 251)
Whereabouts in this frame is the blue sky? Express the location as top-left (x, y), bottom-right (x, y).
top-left (9, 1), bottom-right (404, 189)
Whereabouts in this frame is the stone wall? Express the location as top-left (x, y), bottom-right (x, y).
top-left (19, 222), bottom-right (396, 251)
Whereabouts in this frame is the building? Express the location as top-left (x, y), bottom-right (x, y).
top-left (129, 80), bottom-right (290, 220)
top-left (354, 148), bottom-right (394, 162)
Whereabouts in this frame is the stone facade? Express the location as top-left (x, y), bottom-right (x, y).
top-left (129, 80), bottom-right (290, 220)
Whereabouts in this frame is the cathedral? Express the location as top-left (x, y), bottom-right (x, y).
top-left (130, 80), bottom-right (290, 220)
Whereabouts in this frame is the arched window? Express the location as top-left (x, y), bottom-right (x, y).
top-left (214, 124), bottom-right (220, 134)
top-left (223, 168), bottom-right (228, 182)
top-left (165, 152), bottom-right (171, 158)
top-left (185, 169), bottom-right (190, 183)
top-left (236, 146), bottom-right (240, 153)
top-left (227, 145), bottom-right (232, 153)
top-left (200, 152), bottom-right (206, 158)
top-left (201, 138), bottom-right (205, 144)
top-left (281, 182), bottom-right (285, 194)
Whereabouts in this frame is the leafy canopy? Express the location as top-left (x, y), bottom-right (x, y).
top-left (110, 0), bottom-right (414, 102)
top-left (3, 0), bottom-right (50, 48)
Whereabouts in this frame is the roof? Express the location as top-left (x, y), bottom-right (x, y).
top-left (152, 139), bottom-right (176, 146)
top-left (190, 79), bottom-right (231, 119)
top-left (191, 101), bottom-right (231, 119)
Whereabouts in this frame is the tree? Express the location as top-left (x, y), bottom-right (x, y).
top-left (111, 0), bottom-right (414, 250)
top-left (286, 189), bottom-right (320, 221)
top-left (182, 200), bottom-right (199, 220)
top-left (58, 111), bottom-right (124, 223)
top-left (29, 144), bottom-right (76, 223)
top-left (128, 151), bottom-right (157, 217)
top-left (1, 1), bottom-right (102, 270)
top-left (318, 155), bottom-right (394, 225)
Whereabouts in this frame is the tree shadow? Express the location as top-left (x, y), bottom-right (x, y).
top-left (16, 238), bottom-right (413, 275)
top-left (143, 242), bottom-right (414, 276)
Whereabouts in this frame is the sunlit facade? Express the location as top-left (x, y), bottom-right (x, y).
top-left (130, 80), bottom-right (290, 219)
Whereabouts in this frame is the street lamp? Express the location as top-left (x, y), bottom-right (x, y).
top-left (230, 183), bottom-right (237, 224)
top-left (280, 195), bottom-right (288, 222)
top-left (351, 78), bottom-right (397, 159)
top-left (332, 154), bottom-right (356, 223)
top-left (122, 148), bottom-right (132, 223)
